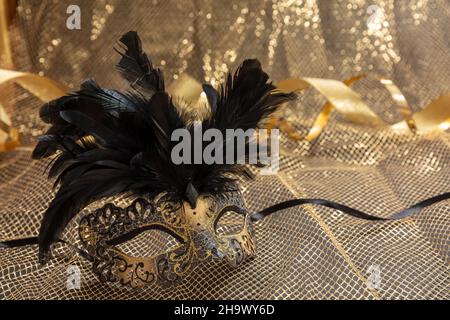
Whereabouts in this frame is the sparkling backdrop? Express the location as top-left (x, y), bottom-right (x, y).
top-left (0, 0), bottom-right (449, 299)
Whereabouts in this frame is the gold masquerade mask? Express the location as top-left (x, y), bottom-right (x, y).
top-left (79, 190), bottom-right (255, 288)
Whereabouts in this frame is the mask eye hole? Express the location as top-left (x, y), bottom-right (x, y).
top-left (108, 226), bottom-right (184, 257)
top-left (215, 209), bottom-right (246, 236)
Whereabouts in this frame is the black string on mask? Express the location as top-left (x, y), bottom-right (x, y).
top-left (251, 192), bottom-right (450, 222)
top-left (1, 192), bottom-right (449, 251)
top-left (0, 237), bottom-right (93, 262)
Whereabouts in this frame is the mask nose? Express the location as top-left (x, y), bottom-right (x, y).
top-left (211, 247), bottom-right (225, 259)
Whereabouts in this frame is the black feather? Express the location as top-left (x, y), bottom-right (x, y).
top-left (32, 32), bottom-right (295, 264)
top-left (115, 30), bottom-right (165, 97)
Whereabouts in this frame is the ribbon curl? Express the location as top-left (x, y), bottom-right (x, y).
top-left (276, 76), bottom-right (450, 141)
top-left (0, 69), bottom-right (69, 152)
top-left (0, 68), bottom-right (448, 152)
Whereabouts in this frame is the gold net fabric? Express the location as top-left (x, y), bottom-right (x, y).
top-left (0, 0), bottom-right (449, 299)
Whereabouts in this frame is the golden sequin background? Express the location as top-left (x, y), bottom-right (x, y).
top-left (0, 0), bottom-right (449, 299)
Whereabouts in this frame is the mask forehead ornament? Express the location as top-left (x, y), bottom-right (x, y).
top-left (79, 191), bottom-right (255, 288)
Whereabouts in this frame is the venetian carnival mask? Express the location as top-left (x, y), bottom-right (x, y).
top-left (1, 31), bottom-right (444, 288)
top-left (79, 190), bottom-right (255, 288)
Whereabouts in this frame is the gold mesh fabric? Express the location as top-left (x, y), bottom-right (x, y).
top-left (0, 0), bottom-right (449, 299)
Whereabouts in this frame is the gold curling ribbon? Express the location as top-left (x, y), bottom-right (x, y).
top-left (0, 69), bottom-right (68, 101)
top-left (302, 74), bottom-right (418, 140)
top-left (391, 93), bottom-right (450, 132)
top-left (168, 73), bottom-right (204, 105)
top-left (276, 77), bottom-right (449, 140)
top-left (0, 105), bottom-right (18, 152)
top-left (378, 78), bottom-right (417, 133)
top-left (0, 68), bottom-right (448, 151)
top-left (304, 75), bottom-right (367, 140)
top-left (311, 75), bottom-right (417, 137)
top-left (0, 0), bottom-right (17, 151)
top-left (0, 69), bottom-right (69, 152)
